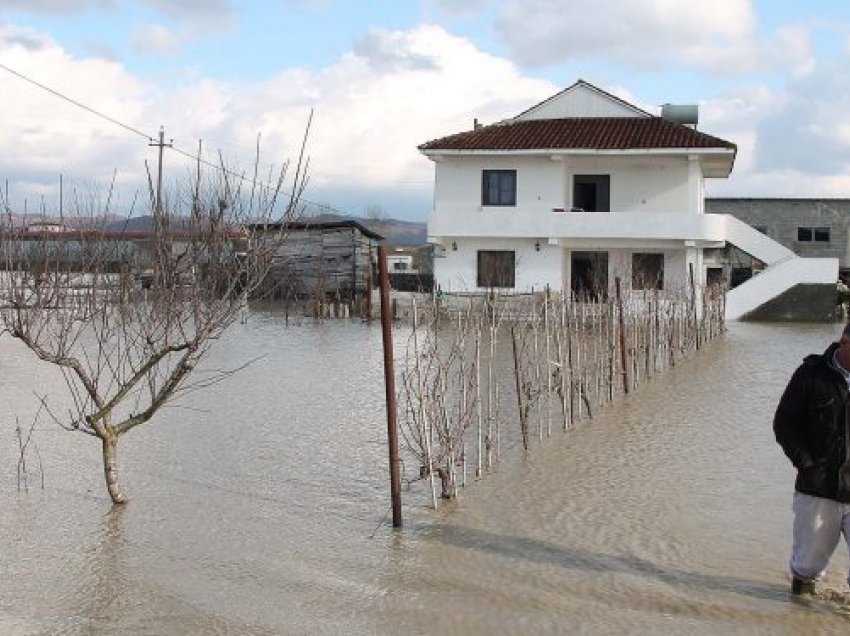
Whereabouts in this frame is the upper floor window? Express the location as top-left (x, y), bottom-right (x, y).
top-left (798, 227), bottom-right (830, 243)
top-left (482, 170), bottom-right (516, 206)
top-left (573, 175), bottom-right (610, 212)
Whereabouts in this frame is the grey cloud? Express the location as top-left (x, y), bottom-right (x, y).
top-left (754, 69), bottom-right (850, 175)
top-left (2, 32), bottom-right (46, 50)
top-left (353, 31), bottom-right (440, 73)
top-left (492, 0), bottom-right (752, 71)
top-left (432, 0), bottom-right (491, 17)
top-left (0, 0), bottom-right (114, 13)
top-left (139, 0), bottom-right (235, 32)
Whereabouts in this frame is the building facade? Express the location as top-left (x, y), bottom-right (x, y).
top-left (706, 198), bottom-right (850, 274)
top-left (419, 80), bottom-right (838, 319)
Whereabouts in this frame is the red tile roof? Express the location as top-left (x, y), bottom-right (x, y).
top-left (419, 117), bottom-right (736, 153)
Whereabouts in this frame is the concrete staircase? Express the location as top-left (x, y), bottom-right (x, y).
top-left (722, 215), bottom-right (838, 320)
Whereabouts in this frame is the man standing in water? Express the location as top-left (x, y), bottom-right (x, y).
top-left (774, 323), bottom-right (850, 595)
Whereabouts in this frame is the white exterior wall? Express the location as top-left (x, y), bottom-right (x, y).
top-left (435, 241), bottom-right (696, 295)
top-left (561, 156), bottom-right (692, 213)
top-left (434, 156), bottom-right (564, 216)
top-left (517, 84), bottom-right (647, 120)
top-left (428, 153), bottom-right (708, 294)
top-left (433, 238), bottom-right (562, 293)
top-left (431, 155), bottom-right (695, 234)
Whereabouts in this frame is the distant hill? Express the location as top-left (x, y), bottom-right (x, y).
top-left (341, 216), bottom-right (427, 246)
top-left (0, 212), bottom-right (125, 229)
top-left (105, 216), bottom-right (157, 232)
top-left (4, 211), bottom-right (429, 246)
top-left (279, 212), bottom-right (427, 246)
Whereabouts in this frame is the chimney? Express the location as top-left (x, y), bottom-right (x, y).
top-left (473, 118), bottom-right (482, 130)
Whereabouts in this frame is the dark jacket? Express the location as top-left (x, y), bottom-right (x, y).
top-left (774, 342), bottom-right (850, 502)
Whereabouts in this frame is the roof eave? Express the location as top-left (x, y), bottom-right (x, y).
top-left (420, 148), bottom-right (736, 157)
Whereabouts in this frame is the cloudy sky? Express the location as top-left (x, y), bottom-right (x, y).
top-left (1, 0), bottom-right (849, 221)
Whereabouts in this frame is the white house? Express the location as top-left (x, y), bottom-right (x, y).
top-left (419, 80), bottom-right (838, 320)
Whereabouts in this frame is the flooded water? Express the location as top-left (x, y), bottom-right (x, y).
top-left (1, 312), bottom-right (850, 634)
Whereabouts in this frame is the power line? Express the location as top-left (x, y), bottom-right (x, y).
top-left (0, 61), bottom-right (154, 141)
top-left (0, 61), bottom-right (404, 217)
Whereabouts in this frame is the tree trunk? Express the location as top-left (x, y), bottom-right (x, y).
top-left (102, 434), bottom-right (127, 504)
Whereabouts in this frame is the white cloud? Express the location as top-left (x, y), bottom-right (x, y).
top-left (0, 25), bottom-right (149, 208)
top-left (3, 18), bottom-right (846, 220)
top-left (0, 24), bottom-right (557, 218)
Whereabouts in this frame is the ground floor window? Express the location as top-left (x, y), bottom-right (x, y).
top-left (632, 253), bottom-right (664, 290)
top-left (571, 251), bottom-right (608, 300)
top-left (477, 250), bottom-right (515, 288)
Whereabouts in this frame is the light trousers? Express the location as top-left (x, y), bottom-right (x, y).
top-left (791, 491), bottom-right (850, 585)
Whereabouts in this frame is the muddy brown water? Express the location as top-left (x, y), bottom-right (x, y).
top-left (1, 312), bottom-right (850, 634)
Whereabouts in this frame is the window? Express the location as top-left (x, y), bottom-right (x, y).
top-left (815, 227), bottom-right (831, 242)
top-left (573, 175), bottom-right (610, 212)
top-left (798, 227), bottom-right (830, 243)
top-left (632, 253), bottom-right (664, 290)
top-left (482, 170), bottom-right (516, 206)
top-left (477, 250), bottom-right (515, 288)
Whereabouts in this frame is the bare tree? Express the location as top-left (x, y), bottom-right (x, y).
top-left (0, 131), bottom-right (310, 504)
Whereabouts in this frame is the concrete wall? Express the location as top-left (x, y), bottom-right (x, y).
top-left (706, 198), bottom-right (850, 268)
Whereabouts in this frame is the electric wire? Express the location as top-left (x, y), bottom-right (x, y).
top-left (0, 61), bottom-right (395, 219)
top-left (0, 61), bottom-right (154, 141)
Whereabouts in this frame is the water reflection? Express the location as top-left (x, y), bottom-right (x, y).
top-left (2, 317), bottom-right (850, 633)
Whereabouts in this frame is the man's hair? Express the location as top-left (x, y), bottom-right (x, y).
top-left (843, 322), bottom-right (850, 339)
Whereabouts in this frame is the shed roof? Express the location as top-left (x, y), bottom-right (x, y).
top-left (245, 219), bottom-right (384, 241)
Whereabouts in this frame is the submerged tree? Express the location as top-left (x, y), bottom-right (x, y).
top-left (0, 131), bottom-right (310, 504)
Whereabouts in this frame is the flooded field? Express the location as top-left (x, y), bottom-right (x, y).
top-left (1, 310), bottom-right (849, 634)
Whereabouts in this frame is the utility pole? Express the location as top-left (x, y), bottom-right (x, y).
top-left (149, 126), bottom-right (173, 279)
top-left (149, 126), bottom-right (173, 221)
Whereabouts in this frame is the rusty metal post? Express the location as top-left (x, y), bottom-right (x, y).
top-left (365, 243), bottom-right (373, 321)
top-left (615, 277), bottom-right (629, 394)
top-left (378, 245), bottom-right (402, 528)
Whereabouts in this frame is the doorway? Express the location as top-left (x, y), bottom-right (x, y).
top-left (571, 251), bottom-right (609, 300)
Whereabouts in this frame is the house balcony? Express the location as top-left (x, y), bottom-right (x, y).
top-left (428, 207), bottom-right (785, 255)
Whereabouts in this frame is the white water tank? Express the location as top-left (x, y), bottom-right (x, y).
top-left (661, 104), bottom-right (699, 126)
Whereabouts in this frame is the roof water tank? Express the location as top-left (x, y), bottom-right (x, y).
top-left (661, 104), bottom-right (699, 126)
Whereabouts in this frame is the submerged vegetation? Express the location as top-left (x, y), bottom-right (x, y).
top-left (398, 280), bottom-right (726, 505)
